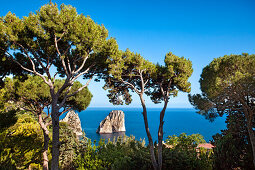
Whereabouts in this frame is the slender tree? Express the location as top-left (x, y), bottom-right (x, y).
top-left (105, 50), bottom-right (192, 170)
top-left (3, 75), bottom-right (92, 169)
top-left (146, 52), bottom-right (193, 170)
top-left (104, 49), bottom-right (158, 169)
top-left (0, 3), bottom-right (118, 168)
top-left (189, 53), bottom-right (255, 167)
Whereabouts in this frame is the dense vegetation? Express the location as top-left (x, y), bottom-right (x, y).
top-left (0, 2), bottom-right (254, 170)
top-left (0, 112), bottom-right (213, 170)
top-left (189, 54), bottom-right (255, 169)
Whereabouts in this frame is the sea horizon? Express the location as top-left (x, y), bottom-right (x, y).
top-left (64, 107), bottom-right (227, 143)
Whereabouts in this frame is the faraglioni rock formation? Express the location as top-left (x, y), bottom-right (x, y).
top-left (97, 110), bottom-right (126, 134)
top-left (60, 110), bottom-right (83, 137)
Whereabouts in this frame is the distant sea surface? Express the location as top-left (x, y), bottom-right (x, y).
top-left (63, 107), bottom-right (226, 143)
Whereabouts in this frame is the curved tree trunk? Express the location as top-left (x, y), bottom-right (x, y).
top-left (42, 130), bottom-right (50, 170)
top-left (51, 104), bottom-right (60, 170)
top-left (38, 114), bottom-right (50, 170)
top-left (139, 94), bottom-right (159, 170)
top-left (157, 99), bottom-right (168, 170)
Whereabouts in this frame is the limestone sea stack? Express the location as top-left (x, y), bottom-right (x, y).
top-left (96, 110), bottom-right (126, 134)
top-left (60, 110), bottom-right (83, 137)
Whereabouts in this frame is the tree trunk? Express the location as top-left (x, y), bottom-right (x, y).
top-left (158, 100), bottom-right (168, 170)
top-left (139, 94), bottom-right (159, 170)
top-left (51, 105), bottom-right (60, 170)
top-left (42, 130), bottom-right (50, 170)
top-left (38, 114), bottom-right (50, 170)
top-left (245, 111), bottom-right (255, 168)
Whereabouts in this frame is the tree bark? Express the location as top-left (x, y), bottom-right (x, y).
top-left (38, 114), bottom-right (50, 170)
top-left (244, 111), bottom-right (255, 168)
top-left (51, 104), bottom-right (60, 170)
top-left (157, 99), bottom-right (168, 170)
top-left (139, 94), bottom-right (159, 170)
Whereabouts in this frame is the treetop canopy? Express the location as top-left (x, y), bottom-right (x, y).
top-left (0, 2), bottom-right (119, 79)
top-left (200, 53), bottom-right (255, 99)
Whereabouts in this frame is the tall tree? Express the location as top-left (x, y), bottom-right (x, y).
top-left (104, 49), bottom-right (158, 169)
top-left (189, 53), bottom-right (255, 167)
top-left (0, 3), bottom-right (118, 168)
top-left (2, 75), bottom-right (92, 169)
top-left (105, 50), bottom-right (192, 170)
top-left (147, 52), bottom-right (193, 169)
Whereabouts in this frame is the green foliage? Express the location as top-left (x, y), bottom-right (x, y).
top-left (189, 54), bottom-right (255, 117)
top-left (212, 111), bottom-right (253, 169)
top-left (56, 79), bottom-right (93, 112)
top-left (189, 53), bottom-right (255, 169)
top-left (0, 111), bottom-right (88, 169)
top-left (75, 136), bottom-right (152, 170)
top-left (104, 49), bottom-right (156, 105)
top-left (200, 53), bottom-right (255, 99)
top-left (165, 133), bottom-right (205, 148)
top-left (188, 94), bottom-right (218, 121)
top-left (75, 139), bottom-right (106, 169)
top-left (74, 134), bottom-right (213, 170)
top-left (0, 3), bottom-right (118, 78)
top-left (0, 110), bottom-right (18, 133)
top-left (147, 52), bottom-right (193, 103)
top-left (0, 112), bottom-right (43, 169)
top-left (164, 133), bottom-right (212, 170)
top-left (2, 75), bottom-right (92, 113)
top-left (59, 121), bottom-right (81, 169)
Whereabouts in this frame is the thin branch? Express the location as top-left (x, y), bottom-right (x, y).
top-left (144, 79), bottom-right (149, 86)
top-left (74, 56), bottom-right (82, 62)
top-left (54, 34), bottom-right (69, 77)
top-left (58, 107), bottom-right (72, 117)
top-left (18, 42), bottom-right (52, 79)
top-left (121, 74), bottom-right (140, 77)
top-left (67, 56), bottom-right (72, 75)
top-left (139, 70), bottom-right (145, 94)
top-left (73, 56), bottom-right (89, 75)
top-left (159, 82), bottom-right (165, 97)
top-left (46, 120), bottom-right (52, 127)
top-left (122, 79), bottom-right (140, 94)
top-left (56, 31), bottom-right (66, 42)
top-left (59, 77), bottom-right (93, 109)
top-left (166, 78), bottom-right (172, 97)
top-left (71, 63), bottom-right (95, 84)
top-left (53, 72), bottom-right (58, 83)
top-left (5, 50), bottom-right (51, 86)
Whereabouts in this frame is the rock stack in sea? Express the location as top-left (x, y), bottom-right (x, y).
top-left (60, 110), bottom-right (83, 137)
top-left (96, 110), bottom-right (126, 134)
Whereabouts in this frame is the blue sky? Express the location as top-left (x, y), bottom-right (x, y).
top-left (1, 0), bottom-right (255, 108)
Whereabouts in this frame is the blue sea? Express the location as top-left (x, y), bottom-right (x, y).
top-left (70, 107), bottom-right (226, 143)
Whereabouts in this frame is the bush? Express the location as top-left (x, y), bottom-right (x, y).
top-left (0, 113), bottom-right (43, 169)
top-left (75, 136), bottom-right (152, 170)
top-left (163, 133), bottom-right (213, 170)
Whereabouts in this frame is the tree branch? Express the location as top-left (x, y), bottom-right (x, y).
top-left (59, 77), bottom-right (93, 109)
top-left (122, 79), bottom-right (140, 94)
top-left (73, 56), bottom-right (89, 75)
top-left (5, 50), bottom-right (51, 86)
top-left (54, 34), bottom-right (69, 77)
top-left (71, 63), bottom-right (95, 84)
top-left (58, 107), bottom-right (72, 117)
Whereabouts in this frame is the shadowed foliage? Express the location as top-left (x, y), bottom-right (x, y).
top-left (189, 53), bottom-right (255, 168)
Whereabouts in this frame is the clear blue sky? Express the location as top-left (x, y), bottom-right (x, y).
top-left (1, 0), bottom-right (255, 108)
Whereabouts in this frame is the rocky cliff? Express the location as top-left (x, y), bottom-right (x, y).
top-left (60, 110), bottom-right (83, 137)
top-left (96, 110), bottom-right (126, 134)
